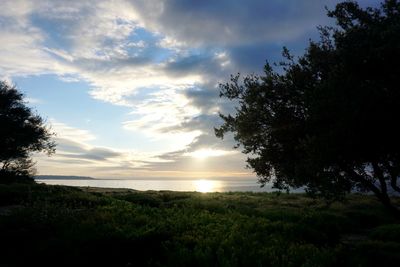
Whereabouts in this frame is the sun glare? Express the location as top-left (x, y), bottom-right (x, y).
top-left (186, 149), bottom-right (233, 159)
top-left (194, 179), bottom-right (218, 193)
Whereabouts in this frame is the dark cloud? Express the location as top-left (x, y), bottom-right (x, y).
top-left (160, 114), bottom-right (220, 133)
top-left (89, 147), bottom-right (122, 158)
top-left (183, 86), bottom-right (219, 113)
top-left (188, 133), bottom-right (237, 152)
top-left (226, 43), bottom-right (286, 74)
top-left (73, 56), bottom-right (152, 71)
top-left (131, 0), bottom-right (343, 46)
top-left (185, 85), bottom-right (239, 116)
top-left (165, 54), bottom-right (212, 74)
top-left (162, 52), bottom-right (226, 78)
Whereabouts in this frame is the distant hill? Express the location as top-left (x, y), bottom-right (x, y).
top-left (35, 175), bottom-right (95, 180)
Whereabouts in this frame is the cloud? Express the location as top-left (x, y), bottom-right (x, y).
top-left (162, 52), bottom-right (226, 77)
top-left (56, 147), bottom-right (122, 162)
top-left (34, 121), bottom-right (150, 177)
top-left (51, 120), bottom-right (96, 143)
top-left (0, 24), bottom-right (58, 76)
top-left (0, 0), bottom-right (34, 23)
top-left (140, 148), bottom-right (251, 178)
top-left (34, 120), bottom-right (251, 178)
top-left (0, 0), bottom-right (343, 96)
top-left (128, 0), bottom-right (341, 47)
top-left (25, 97), bottom-right (43, 104)
top-left (1, 0), bottom-right (297, 116)
top-left (183, 85), bottom-right (231, 115)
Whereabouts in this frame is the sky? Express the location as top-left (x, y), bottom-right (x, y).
top-left (0, 0), bottom-right (379, 179)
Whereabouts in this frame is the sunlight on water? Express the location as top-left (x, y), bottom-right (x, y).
top-left (35, 179), bottom-right (285, 192)
top-left (194, 179), bottom-right (220, 193)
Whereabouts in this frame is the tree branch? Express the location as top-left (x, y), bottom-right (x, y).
top-left (372, 162), bottom-right (388, 195)
top-left (344, 166), bottom-right (382, 196)
top-left (1, 160), bottom-right (10, 171)
top-left (341, 164), bottom-right (399, 217)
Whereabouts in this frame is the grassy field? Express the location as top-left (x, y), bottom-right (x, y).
top-left (1, 183), bottom-right (400, 266)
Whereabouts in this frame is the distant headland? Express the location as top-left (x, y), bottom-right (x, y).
top-left (35, 175), bottom-right (95, 180)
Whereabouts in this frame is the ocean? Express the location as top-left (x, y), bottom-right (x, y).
top-left (35, 178), bottom-right (290, 193)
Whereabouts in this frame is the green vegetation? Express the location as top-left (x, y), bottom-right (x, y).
top-left (1, 183), bottom-right (399, 266)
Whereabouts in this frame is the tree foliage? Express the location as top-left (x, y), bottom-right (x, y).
top-left (216, 1), bottom-right (400, 213)
top-left (0, 81), bottom-right (55, 182)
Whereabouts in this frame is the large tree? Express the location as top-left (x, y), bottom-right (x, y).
top-left (0, 81), bottom-right (55, 182)
top-left (215, 0), bottom-right (400, 214)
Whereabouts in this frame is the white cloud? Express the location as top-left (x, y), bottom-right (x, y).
top-left (0, 0), bottom-right (34, 22)
top-left (0, 28), bottom-right (52, 76)
top-left (44, 48), bottom-right (74, 62)
top-left (185, 149), bottom-right (237, 159)
top-left (34, 120), bottom-right (159, 177)
top-left (0, 0), bottom-right (224, 113)
top-left (123, 88), bottom-right (199, 131)
top-left (50, 120), bottom-right (96, 143)
top-left (24, 97), bottom-right (43, 104)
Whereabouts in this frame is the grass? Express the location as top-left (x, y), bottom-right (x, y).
top-left (0, 182), bottom-right (399, 266)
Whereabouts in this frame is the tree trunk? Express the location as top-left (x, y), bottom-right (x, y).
top-left (342, 165), bottom-right (400, 219)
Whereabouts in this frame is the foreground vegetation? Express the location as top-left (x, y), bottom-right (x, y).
top-left (1, 183), bottom-right (400, 266)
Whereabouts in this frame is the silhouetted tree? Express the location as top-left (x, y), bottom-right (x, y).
top-left (0, 81), bottom-right (55, 183)
top-left (216, 1), bottom-right (400, 214)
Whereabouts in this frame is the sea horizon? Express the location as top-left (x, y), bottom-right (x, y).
top-left (34, 177), bottom-right (298, 193)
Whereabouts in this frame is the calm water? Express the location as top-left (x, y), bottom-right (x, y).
top-left (35, 179), bottom-right (281, 193)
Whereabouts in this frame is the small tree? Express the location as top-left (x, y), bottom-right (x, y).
top-left (0, 81), bottom-right (55, 183)
top-left (216, 1), bottom-right (400, 214)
